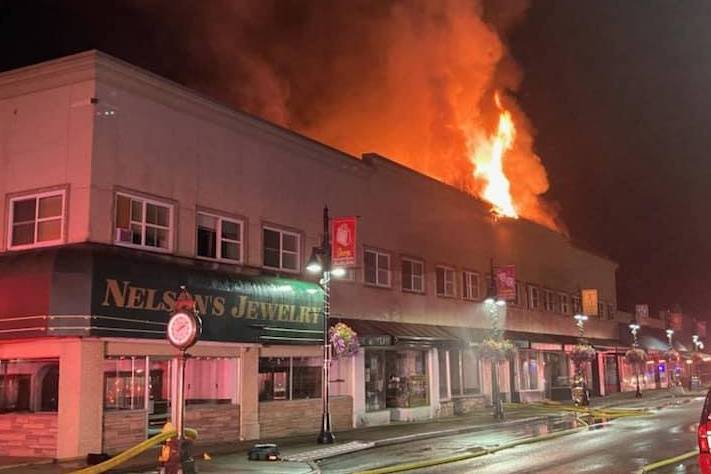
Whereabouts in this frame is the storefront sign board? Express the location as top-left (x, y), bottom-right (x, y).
top-left (495, 265), bottom-right (517, 301)
top-left (581, 289), bottom-right (598, 316)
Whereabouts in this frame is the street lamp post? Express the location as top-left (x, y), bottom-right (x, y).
top-left (485, 259), bottom-right (506, 421)
top-left (306, 206), bottom-right (342, 445)
top-left (629, 323), bottom-right (642, 398)
top-left (666, 329), bottom-right (678, 387)
top-left (572, 313), bottom-right (589, 406)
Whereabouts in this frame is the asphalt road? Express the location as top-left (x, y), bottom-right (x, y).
top-left (318, 398), bottom-right (704, 474)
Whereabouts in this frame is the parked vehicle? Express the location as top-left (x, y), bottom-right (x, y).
top-left (698, 389), bottom-right (711, 473)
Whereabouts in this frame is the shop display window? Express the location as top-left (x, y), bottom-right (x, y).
top-left (366, 350), bottom-right (387, 411)
top-left (104, 357), bottom-right (147, 410)
top-left (385, 350), bottom-right (429, 408)
top-left (259, 357), bottom-right (321, 401)
top-left (0, 358), bottom-right (59, 413)
top-left (519, 350), bottom-right (540, 390)
top-left (437, 349), bottom-right (449, 400)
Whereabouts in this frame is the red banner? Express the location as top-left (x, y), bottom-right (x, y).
top-left (331, 216), bottom-right (357, 267)
top-left (495, 265), bottom-right (516, 301)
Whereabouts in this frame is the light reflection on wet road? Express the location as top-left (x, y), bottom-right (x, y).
top-left (318, 398), bottom-right (703, 474)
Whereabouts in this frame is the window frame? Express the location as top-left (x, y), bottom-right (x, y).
top-left (401, 257), bottom-right (425, 293)
top-left (114, 192), bottom-right (174, 253)
top-left (436, 265), bottom-right (457, 298)
top-left (559, 292), bottom-right (570, 315)
top-left (262, 225), bottom-right (302, 273)
top-left (7, 189), bottom-right (67, 250)
top-left (364, 248), bottom-right (392, 288)
top-left (195, 211), bottom-right (244, 264)
top-left (462, 270), bottom-right (481, 301)
top-left (528, 285), bottom-right (541, 310)
top-left (542, 288), bottom-right (555, 312)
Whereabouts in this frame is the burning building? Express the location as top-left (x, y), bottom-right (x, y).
top-left (0, 52), bottom-right (625, 460)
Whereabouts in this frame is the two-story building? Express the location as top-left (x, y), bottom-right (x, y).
top-left (0, 51), bottom-right (623, 460)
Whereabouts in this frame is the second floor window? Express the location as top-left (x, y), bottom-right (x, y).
top-left (197, 213), bottom-right (243, 262)
top-left (364, 249), bottom-right (391, 287)
top-left (8, 190), bottom-right (65, 249)
top-left (436, 266), bottom-right (456, 297)
top-left (560, 293), bottom-right (570, 314)
top-left (542, 289), bottom-right (555, 312)
top-left (572, 295), bottom-right (582, 314)
top-left (462, 271), bottom-right (480, 300)
top-left (401, 258), bottom-right (424, 293)
top-left (115, 193), bottom-right (172, 251)
top-left (263, 227), bottom-right (300, 272)
top-left (529, 286), bottom-right (541, 309)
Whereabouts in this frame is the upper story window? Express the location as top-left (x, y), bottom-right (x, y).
top-left (364, 249), bottom-right (391, 287)
top-left (436, 266), bottom-right (456, 297)
top-left (572, 295), bottom-right (582, 314)
top-left (559, 293), bottom-right (570, 314)
top-left (8, 190), bottom-right (66, 250)
top-left (607, 303), bottom-right (616, 320)
top-left (401, 258), bottom-right (424, 293)
top-left (598, 301), bottom-right (606, 319)
top-left (196, 212), bottom-right (243, 263)
top-left (115, 193), bottom-right (173, 251)
top-left (263, 227), bottom-right (300, 272)
top-left (513, 281), bottom-right (524, 307)
top-left (462, 271), bottom-right (481, 301)
top-left (528, 285), bottom-right (541, 310)
top-left (542, 289), bottom-right (556, 312)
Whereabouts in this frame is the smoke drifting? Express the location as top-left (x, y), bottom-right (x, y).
top-left (135, 0), bottom-right (563, 231)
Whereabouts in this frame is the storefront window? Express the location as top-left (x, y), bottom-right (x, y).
top-left (385, 350), bottom-right (429, 408)
top-left (104, 357), bottom-right (147, 410)
top-left (366, 350), bottom-right (387, 411)
top-left (438, 349), bottom-right (449, 400)
top-left (259, 357), bottom-right (321, 401)
top-left (519, 350), bottom-right (539, 390)
top-left (0, 358), bottom-right (59, 413)
top-left (185, 358), bottom-right (238, 405)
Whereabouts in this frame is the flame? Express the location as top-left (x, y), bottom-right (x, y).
top-left (471, 93), bottom-right (518, 219)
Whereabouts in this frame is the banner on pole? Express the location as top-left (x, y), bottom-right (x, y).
top-left (331, 216), bottom-right (357, 267)
top-left (581, 289), bottom-right (598, 316)
top-left (495, 265), bottom-right (517, 301)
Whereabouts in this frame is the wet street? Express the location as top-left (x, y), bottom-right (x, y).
top-left (318, 398), bottom-right (704, 474)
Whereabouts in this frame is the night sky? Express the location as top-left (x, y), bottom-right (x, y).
top-left (1, 1), bottom-right (709, 317)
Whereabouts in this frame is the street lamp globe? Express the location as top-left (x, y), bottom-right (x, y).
top-left (306, 247), bottom-right (323, 274)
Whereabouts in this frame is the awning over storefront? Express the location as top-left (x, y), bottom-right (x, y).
top-left (0, 244), bottom-right (324, 344)
top-left (339, 318), bottom-right (485, 348)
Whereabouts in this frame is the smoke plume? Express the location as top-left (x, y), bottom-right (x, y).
top-left (134, 0), bottom-right (564, 231)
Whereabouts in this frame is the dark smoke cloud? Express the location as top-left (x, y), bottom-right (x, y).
top-left (132, 0), bottom-right (563, 231)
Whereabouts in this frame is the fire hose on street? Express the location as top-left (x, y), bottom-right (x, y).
top-left (353, 404), bottom-right (652, 474)
top-left (69, 424), bottom-right (198, 474)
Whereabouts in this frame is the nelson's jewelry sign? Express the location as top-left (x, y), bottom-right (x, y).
top-left (90, 251), bottom-right (324, 344)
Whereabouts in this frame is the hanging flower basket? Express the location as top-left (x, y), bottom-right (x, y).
top-left (570, 344), bottom-right (596, 365)
top-left (477, 338), bottom-right (515, 361)
top-left (625, 347), bottom-right (647, 366)
top-left (329, 322), bottom-right (359, 358)
top-left (664, 348), bottom-right (681, 363)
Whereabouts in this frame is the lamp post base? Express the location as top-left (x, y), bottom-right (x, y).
top-left (317, 415), bottom-right (335, 445)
